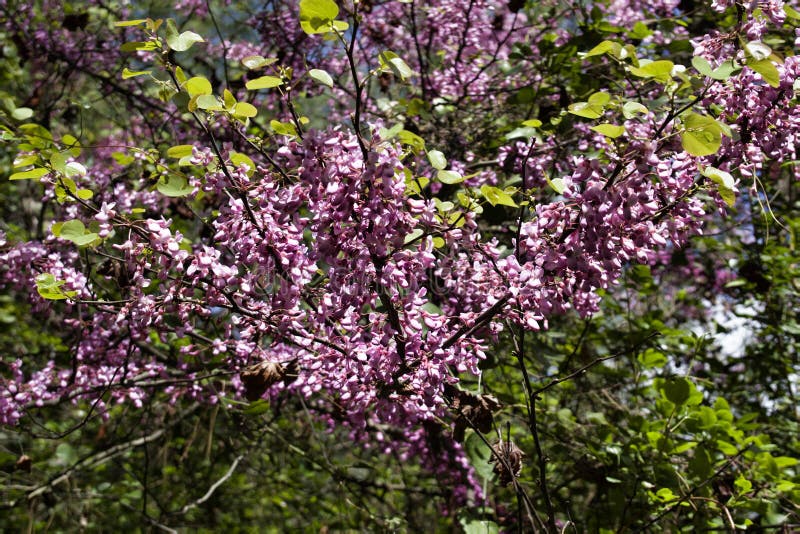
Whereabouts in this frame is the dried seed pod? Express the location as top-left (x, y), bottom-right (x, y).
top-left (96, 259), bottom-right (131, 288)
top-left (444, 384), bottom-right (502, 441)
top-left (490, 440), bottom-right (525, 486)
top-left (241, 359), bottom-right (299, 401)
top-left (281, 359), bottom-right (300, 387)
top-left (16, 454), bottom-right (32, 473)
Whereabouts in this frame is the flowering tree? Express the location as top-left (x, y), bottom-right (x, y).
top-left (1, 0), bottom-right (799, 530)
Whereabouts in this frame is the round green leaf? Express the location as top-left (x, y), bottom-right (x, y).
top-left (680, 112), bottom-right (722, 157)
top-left (167, 145), bottom-right (194, 158)
top-left (662, 377), bottom-right (691, 406)
top-left (437, 170), bottom-right (464, 184)
top-left (480, 185), bottom-right (517, 207)
top-left (185, 76), bottom-right (212, 97)
top-left (241, 55), bottom-right (278, 70)
top-left (232, 102), bottom-right (258, 118)
top-left (157, 174), bottom-right (193, 197)
top-left (11, 107), bottom-right (33, 121)
top-left (427, 150), bottom-right (447, 170)
top-left (167, 29), bottom-right (204, 52)
top-left (309, 68), bottom-right (334, 88)
top-left (299, 0), bottom-right (347, 35)
top-left (591, 123), bottom-right (625, 138)
top-left (568, 101), bottom-right (604, 119)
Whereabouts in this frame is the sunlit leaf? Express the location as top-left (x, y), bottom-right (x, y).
top-left (10, 167), bottom-right (49, 180)
top-left (480, 185), bottom-right (517, 207)
top-left (245, 76), bottom-right (283, 90)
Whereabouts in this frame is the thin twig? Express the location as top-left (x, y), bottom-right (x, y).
top-left (533, 331), bottom-right (660, 397)
top-left (636, 447), bottom-right (749, 531)
top-left (175, 454), bottom-right (244, 515)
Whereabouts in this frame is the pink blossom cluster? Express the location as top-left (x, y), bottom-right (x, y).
top-left (2, 0), bottom-right (800, 506)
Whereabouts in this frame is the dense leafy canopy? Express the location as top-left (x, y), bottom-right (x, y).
top-left (1, 0), bottom-right (799, 531)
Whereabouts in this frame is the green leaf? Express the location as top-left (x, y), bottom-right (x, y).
top-left (680, 112), bottom-right (723, 157)
top-left (167, 145), bottom-right (194, 158)
top-left (748, 58), bottom-right (780, 88)
top-left (638, 349), bottom-right (666, 368)
top-left (50, 152), bottom-right (67, 173)
top-left (223, 89), bottom-right (237, 109)
top-left (622, 101), bottom-right (648, 119)
top-left (157, 174), bottom-right (193, 197)
top-left (717, 440), bottom-right (738, 456)
top-left (241, 56), bottom-right (278, 70)
top-left (711, 60), bottom-right (739, 80)
top-left (693, 57), bottom-right (740, 80)
top-left (689, 446), bottom-right (712, 479)
top-left (245, 76), bottom-right (283, 90)
top-left (379, 51), bottom-right (413, 81)
top-left (175, 66), bottom-right (187, 84)
top-left (773, 456), bottom-right (799, 468)
top-left (695, 406), bottom-right (718, 429)
top-left (744, 41), bottom-right (771, 61)
top-left (397, 129), bottom-right (425, 152)
top-left (10, 167), bottom-right (49, 180)
top-left (13, 155), bottom-right (38, 168)
top-left (461, 519), bottom-right (499, 534)
top-left (628, 21), bottom-right (652, 40)
top-left (61, 134), bottom-right (81, 157)
top-left (11, 107), bottom-right (33, 121)
top-left (232, 102), bottom-right (258, 118)
top-left (629, 60), bottom-right (674, 81)
top-left (480, 185), bottom-right (517, 207)
top-left (185, 76), bottom-right (212, 97)
top-left (437, 170), bottom-right (464, 184)
top-left (35, 273), bottom-right (76, 300)
top-left (591, 123), bottom-right (625, 138)
top-left (308, 68), bottom-right (334, 88)
top-left (230, 152), bottom-right (255, 175)
top-left (654, 487), bottom-right (676, 502)
top-left (735, 475), bottom-right (753, 494)
top-left (522, 119), bottom-right (542, 128)
top-left (270, 120), bottom-right (298, 137)
top-left (165, 19), bottom-right (204, 52)
top-left (544, 173), bottom-right (566, 194)
top-left (112, 151), bottom-right (135, 166)
top-left (120, 41), bottom-right (158, 52)
top-left (505, 127), bottom-right (538, 140)
top-left (243, 399), bottom-right (271, 416)
top-left (702, 167), bottom-right (734, 187)
top-left (568, 101), bottom-right (604, 119)
top-left (195, 94), bottom-right (223, 111)
top-left (464, 431), bottom-right (494, 480)
top-left (122, 68), bottom-right (150, 79)
top-left (569, 92), bottom-right (609, 119)
top-left (404, 175), bottom-right (428, 195)
top-left (54, 177), bottom-right (77, 202)
top-left (64, 161), bottom-right (86, 177)
top-left (57, 219), bottom-right (99, 246)
top-left (114, 19), bottom-right (148, 27)
top-left (583, 40), bottom-right (620, 58)
top-left (691, 55), bottom-right (714, 76)
top-left (662, 377), bottom-right (691, 406)
top-left (588, 91), bottom-right (611, 106)
top-left (427, 150), bottom-right (447, 170)
top-left (76, 189), bottom-right (93, 200)
top-left (404, 228), bottom-right (424, 245)
top-left (299, 0), bottom-right (348, 35)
